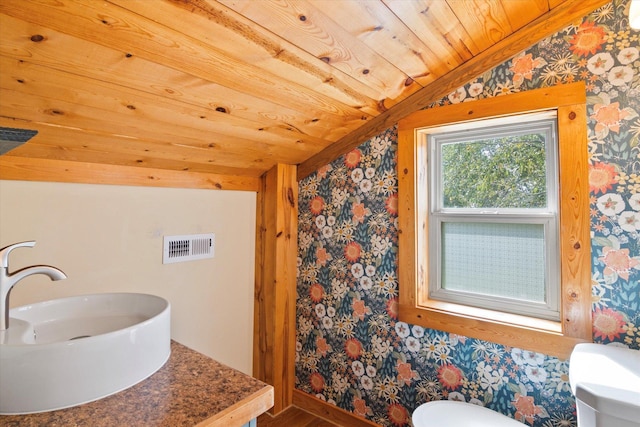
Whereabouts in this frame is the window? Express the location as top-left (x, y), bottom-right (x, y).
top-left (428, 112), bottom-right (560, 321)
top-left (397, 83), bottom-right (592, 358)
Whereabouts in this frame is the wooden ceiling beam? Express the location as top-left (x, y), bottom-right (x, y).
top-left (297, 0), bottom-right (611, 180)
top-left (0, 156), bottom-right (261, 191)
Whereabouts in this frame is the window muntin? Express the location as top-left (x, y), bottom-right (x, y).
top-left (424, 113), bottom-right (560, 320)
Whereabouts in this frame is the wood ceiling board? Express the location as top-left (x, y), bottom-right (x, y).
top-left (0, 14), bottom-right (366, 142)
top-left (109, 0), bottom-right (383, 115)
top-left (0, 88), bottom-right (317, 171)
top-left (383, 0), bottom-right (476, 67)
top-left (0, 0), bottom-right (374, 122)
top-left (305, 0), bottom-right (439, 87)
top-left (0, 120), bottom-right (268, 176)
top-left (0, 83), bottom-right (316, 158)
top-left (13, 144), bottom-right (269, 177)
top-left (0, 57), bottom-right (330, 158)
top-left (216, 0), bottom-right (421, 104)
top-left (548, 0), bottom-right (567, 9)
top-left (499, 0), bottom-right (550, 32)
top-left (6, 142), bottom-right (260, 176)
top-left (448, 0), bottom-right (514, 51)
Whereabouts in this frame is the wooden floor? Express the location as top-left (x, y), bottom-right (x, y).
top-left (257, 406), bottom-right (341, 427)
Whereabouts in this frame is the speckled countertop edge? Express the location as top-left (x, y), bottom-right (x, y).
top-left (1, 341), bottom-right (273, 427)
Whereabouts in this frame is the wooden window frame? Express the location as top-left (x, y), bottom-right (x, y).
top-left (397, 83), bottom-right (592, 359)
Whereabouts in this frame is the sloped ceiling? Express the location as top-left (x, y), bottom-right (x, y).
top-left (0, 0), bottom-right (609, 188)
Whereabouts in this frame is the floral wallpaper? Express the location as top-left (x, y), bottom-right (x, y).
top-left (296, 1), bottom-right (640, 426)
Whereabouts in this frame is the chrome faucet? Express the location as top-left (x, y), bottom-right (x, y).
top-left (0, 241), bottom-right (66, 330)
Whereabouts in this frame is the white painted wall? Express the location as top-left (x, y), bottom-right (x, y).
top-left (0, 180), bottom-right (256, 374)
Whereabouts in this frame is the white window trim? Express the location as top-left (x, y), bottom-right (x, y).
top-left (425, 113), bottom-right (561, 320)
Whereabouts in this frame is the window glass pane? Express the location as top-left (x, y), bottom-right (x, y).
top-left (441, 222), bottom-right (546, 303)
top-left (440, 133), bottom-right (547, 209)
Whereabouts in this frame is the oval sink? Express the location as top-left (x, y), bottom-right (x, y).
top-left (0, 293), bottom-right (170, 414)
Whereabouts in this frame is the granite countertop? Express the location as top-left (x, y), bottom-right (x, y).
top-left (1, 341), bottom-right (274, 426)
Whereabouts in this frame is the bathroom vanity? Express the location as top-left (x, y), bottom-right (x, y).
top-left (0, 341), bottom-right (274, 426)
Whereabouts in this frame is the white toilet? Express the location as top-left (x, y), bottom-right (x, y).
top-left (412, 343), bottom-right (640, 427)
top-left (412, 400), bottom-right (523, 426)
top-left (569, 343), bottom-right (640, 427)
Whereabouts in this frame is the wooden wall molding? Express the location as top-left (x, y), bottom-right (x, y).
top-left (293, 390), bottom-right (381, 427)
top-left (253, 164), bottom-right (298, 414)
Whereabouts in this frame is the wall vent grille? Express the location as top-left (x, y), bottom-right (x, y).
top-left (163, 233), bottom-right (215, 264)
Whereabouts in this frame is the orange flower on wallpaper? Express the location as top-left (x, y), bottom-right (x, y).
top-left (316, 336), bottom-right (331, 357)
top-left (593, 307), bottom-right (627, 341)
top-left (386, 297), bottom-right (399, 320)
top-left (589, 162), bottom-right (617, 194)
top-left (345, 338), bottom-right (363, 359)
top-left (309, 372), bottom-right (325, 393)
top-left (385, 193), bottom-right (398, 215)
top-left (510, 53), bottom-right (546, 88)
top-left (352, 202), bottom-right (367, 223)
top-left (344, 148), bottom-right (362, 168)
top-left (591, 102), bottom-right (633, 136)
top-left (387, 403), bottom-right (409, 427)
top-left (600, 246), bottom-right (640, 281)
top-left (352, 299), bottom-right (369, 320)
top-left (512, 393), bottom-right (545, 425)
top-left (396, 361), bottom-right (419, 386)
top-left (569, 21), bottom-right (606, 57)
top-left (315, 247), bottom-right (332, 266)
top-left (353, 397), bottom-right (372, 418)
top-left (309, 283), bottom-right (324, 303)
top-left (437, 363), bottom-right (464, 390)
top-left (317, 164), bottom-right (331, 179)
top-left (309, 196), bottom-right (325, 215)
top-left (344, 242), bottom-right (362, 262)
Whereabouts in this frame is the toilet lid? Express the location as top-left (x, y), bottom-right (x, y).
top-left (412, 401), bottom-right (523, 426)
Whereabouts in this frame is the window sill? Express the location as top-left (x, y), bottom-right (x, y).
top-left (399, 299), bottom-right (588, 359)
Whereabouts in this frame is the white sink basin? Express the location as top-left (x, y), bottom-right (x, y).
top-left (0, 293), bottom-right (170, 414)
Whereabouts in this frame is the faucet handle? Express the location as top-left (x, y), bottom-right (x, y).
top-left (0, 241), bottom-right (36, 268)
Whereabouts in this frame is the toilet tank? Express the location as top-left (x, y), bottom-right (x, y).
top-left (569, 343), bottom-right (640, 427)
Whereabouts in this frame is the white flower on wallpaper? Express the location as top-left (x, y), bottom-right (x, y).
top-left (618, 210), bottom-right (640, 231)
top-left (587, 52), bottom-right (615, 74)
top-left (597, 192), bottom-right (626, 215)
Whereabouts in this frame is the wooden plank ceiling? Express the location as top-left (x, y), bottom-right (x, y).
top-left (0, 0), bottom-right (609, 186)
